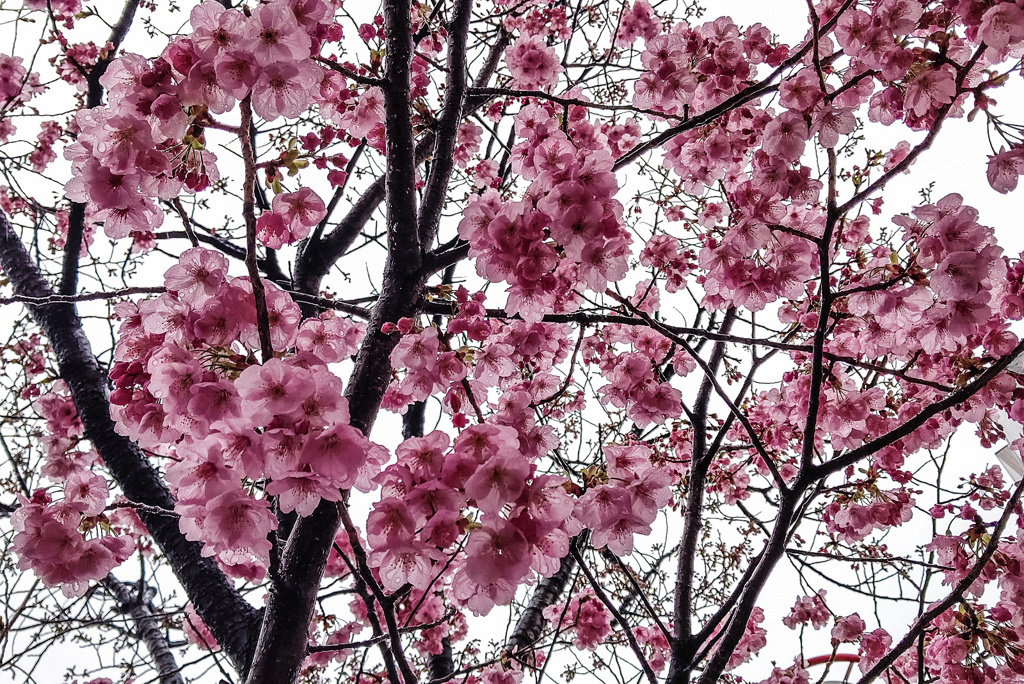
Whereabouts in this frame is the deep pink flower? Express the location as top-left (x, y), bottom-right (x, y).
top-left (505, 34), bottom-right (562, 91)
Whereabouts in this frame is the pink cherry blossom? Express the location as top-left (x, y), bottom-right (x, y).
top-left (831, 613), bottom-right (866, 643)
top-left (243, 1), bottom-right (311, 66)
top-left (236, 358), bottom-right (315, 425)
top-left (987, 147), bottom-right (1024, 194)
top-left (163, 247), bottom-right (229, 306)
top-left (505, 34), bottom-right (562, 91)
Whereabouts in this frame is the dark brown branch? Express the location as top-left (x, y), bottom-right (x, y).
top-left (691, 342), bottom-right (1024, 684)
top-left (607, 296), bottom-right (787, 491)
top-left (467, 87), bottom-right (686, 120)
top-left (854, 479), bottom-right (1024, 684)
top-left (0, 286), bottom-right (164, 306)
top-left (293, 28), bottom-right (507, 301)
top-left (340, 504), bottom-right (418, 684)
top-left (0, 211), bottom-right (261, 675)
top-left (313, 56), bottom-right (384, 85)
top-left (382, 0), bottom-right (421, 270)
top-left (690, 490), bottom-right (802, 684)
top-left (786, 548), bottom-right (954, 571)
top-left (799, 146), bottom-right (838, 471)
top-left (836, 46), bottom-right (986, 217)
top-left (157, 228), bottom-right (290, 287)
top-left (59, 0), bottom-right (141, 296)
top-left (292, 134), bottom-right (435, 300)
top-left (244, 500), bottom-right (342, 684)
top-left (101, 576), bottom-right (184, 684)
top-left (238, 96), bottom-right (275, 362)
top-left (423, 240), bottom-right (470, 276)
top-left (170, 199), bottom-right (199, 248)
top-left (246, 0), bottom-right (441, 678)
top-left (417, 0), bottom-right (473, 247)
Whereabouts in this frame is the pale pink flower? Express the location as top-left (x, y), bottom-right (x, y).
top-left (464, 519), bottom-right (531, 586)
top-left (256, 211), bottom-right (292, 249)
top-left (344, 87), bottom-right (385, 138)
top-left (243, 1), bottom-right (311, 66)
top-left (831, 613), bottom-right (866, 643)
top-left (191, 2), bottom-right (246, 58)
top-left (200, 489), bottom-right (276, 562)
top-left (295, 316), bottom-right (365, 363)
top-left (63, 471), bottom-right (109, 516)
top-left (266, 471), bottom-right (341, 516)
top-left (979, 3), bottom-right (1024, 51)
top-left (858, 628), bottom-right (892, 672)
top-left (762, 111), bottom-right (808, 162)
top-left (987, 147), bottom-right (1024, 194)
top-left (235, 358), bottom-right (315, 424)
top-left (272, 187), bottom-right (326, 235)
top-left (299, 423), bottom-right (371, 490)
top-left (464, 453), bottom-right (530, 513)
top-left (163, 247), bottom-right (229, 306)
top-left (214, 50), bottom-right (261, 99)
top-left (904, 66), bottom-right (956, 117)
top-left (252, 61), bottom-right (319, 120)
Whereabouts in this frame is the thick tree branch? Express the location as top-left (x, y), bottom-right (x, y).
top-left (0, 212), bottom-right (261, 676)
top-left (101, 576), bottom-right (184, 684)
top-left (799, 147), bottom-right (838, 471)
top-left (418, 0), bottom-right (474, 247)
top-left (690, 490), bottom-right (802, 684)
top-left (245, 0), bottom-right (438, 678)
top-left (59, 0), bottom-right (141, 296)
top-left (292, 134), bottom-right (436, 300)
top-left (382, 0), bottom-right (420, 269)
top-left (293, 27), bottom-right (508, 302)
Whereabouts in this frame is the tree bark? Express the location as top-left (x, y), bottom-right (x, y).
top-left (102, 575), bottom-right (185, 684)
top-left (0, 212), bottom-right (261, 676)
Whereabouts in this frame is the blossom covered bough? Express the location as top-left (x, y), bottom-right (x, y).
top-left (1, 0), bottom-right (1024, 683)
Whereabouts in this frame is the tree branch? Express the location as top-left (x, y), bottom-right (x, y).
top-left (854, 478), bottom-right (1024, 684)
top-left (0, 211), bottom-right (261, 676)
top-left (238, 96), bottom-right (275, 362)
top-left (417, 0), bottom-right (473, 247)
top-left (101, 575), bottom-right (184, 684)
top-left (59, 0), bottom-right (141, 296)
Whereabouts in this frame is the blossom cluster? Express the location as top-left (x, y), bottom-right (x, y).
top-left (541, 589), bottom-right (612, 650)
top-left (365, 419), bottom-right (672, 618)
top-left (105, 246), bottom-right (373, 580)
top-left (11, 481), bottom-right (133, 598)
top-left (458, 100), bottom-right (632, 321)
top-left (59, 0), bottom-right (345, 242)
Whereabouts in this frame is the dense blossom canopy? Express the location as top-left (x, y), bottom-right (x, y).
top-left (2, 0), bottom-right (1024, 683)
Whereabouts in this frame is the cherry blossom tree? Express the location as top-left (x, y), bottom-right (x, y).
top-left (1, 0), bottom-right (1024, 683)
